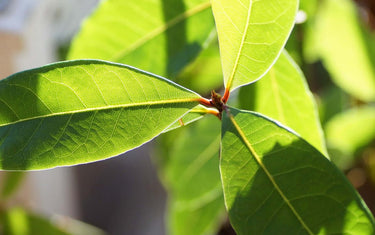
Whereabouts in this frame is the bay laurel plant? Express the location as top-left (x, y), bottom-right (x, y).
top-left (0, 0), bottom-right (375, 234)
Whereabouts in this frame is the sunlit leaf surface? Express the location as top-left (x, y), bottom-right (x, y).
top-left (0, 60), bottom-right (200, 170)
top-left (68, 0), bottom-right (214, 78)
top-left (221, 107), bottom-right (375, 234)
top-left (211, 0), bottom-right (298, 91)
top-left (239, 51), bottom-right (327, 155)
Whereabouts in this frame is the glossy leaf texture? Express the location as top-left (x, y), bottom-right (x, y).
top-left (325, 106), bottom-right (375, 169)
top-left (0, 60), bottom-right (201, 170)
top-left (221, 107), bottom-right (375, 234)
top-left (315, 0), bottom-right (375, 101)
top-left (239, 51), bottom-right (327, 155)
top-left (211, 0), bottom-right (298, 91)
top-left (68, 0), bottom-right (215, 79)
top-left (157, 116), bottom-right (224, 235)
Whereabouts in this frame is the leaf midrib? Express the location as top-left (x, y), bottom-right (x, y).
top-left (110, 1), bottom-right (212, 61)
top-left (225, 0), bottom-right (253, 90)
top-left (226, 110), bottom-right (314, 235)
top-left (0, 97), bottom-right (200, 128)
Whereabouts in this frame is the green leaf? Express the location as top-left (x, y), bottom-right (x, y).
top-left (176, 38), bottom-right (223, 93)
top-left (325, 106), bottom-right (375, 168)
top-left (51, 215), bottom-right (107, 235)
top-left (1, 172), bottom-right (25, 199)
top-left (68, 0), bottom-right (215, 78)
top-left (157, 115), bottom-right (224, 235)
top-left (163, 105), bottom-right (217, 133)
top-left (1, 208), bottom-right (70, 235)
top-left (0, 60), bottom-right (201, 170)
top-left (318, 85), bottom-right (349, 125)
top-left (299, 0), bottom-right (317, 17)
top-left (316, 0), bottom-right (375, 101)
top-left (211, 0), bottom-right (298, 91)
top-left (239, 51), bottom-right (327, 155)
top-left (221, 107), bottom-right (375, 234)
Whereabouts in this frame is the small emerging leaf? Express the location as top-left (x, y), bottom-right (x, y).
top-left (211, 0), bottom-right (298, 91)
top-left (221, 107), bottom-right (375, 234)
top-left (0, 60), bottom-right (201, 170)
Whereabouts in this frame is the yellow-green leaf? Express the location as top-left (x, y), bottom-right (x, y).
top-left (316, 0), bottom-right (375, 101)
top-left (239, 51), bottom-right (327, 155)
top-left (211, 0), bottom-right (299, 91)
top-left (0, 60), bottom-right (201, 170)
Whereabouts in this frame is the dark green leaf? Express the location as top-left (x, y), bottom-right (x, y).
top-left (221, 107), bottom-right (375, 234)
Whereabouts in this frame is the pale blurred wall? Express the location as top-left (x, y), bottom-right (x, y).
top-left (0, 0), bottom-right (99, 221)
top-left (0, 1), bottom-right (167, 234)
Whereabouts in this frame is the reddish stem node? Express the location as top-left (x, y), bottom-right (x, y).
top-left (207, 109), bottom-right (222, 120)
top-left (199, 97), bottom-right (213, 107)
top-left (198, 90), bottom-right (228, 120)
top-left (222, 88), bottom-right (230, 104)
top-left (178, 118), bottom-right (185, 126)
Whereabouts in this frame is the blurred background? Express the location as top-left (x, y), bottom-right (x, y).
top-left (0, 0), bottom-right (167, 234)
top-left (0, 0), bottom-right (375, 234)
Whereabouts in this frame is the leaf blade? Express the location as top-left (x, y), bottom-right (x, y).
top-left (163, 105), bottom-right (218, 133)
top-left (315, 0), bottom-right (375, 101)
top-left (325, 106), bottom-right (375, 169)
top-left (326, 106), bottom-right (375, 155)
top-left (221, 107), bottom-right (375, 234)
top-left (157, 115), bottom-right (224, 235)
top-left (68, 0), bottom-right (215, 78)
top-left (211, 0), bottom-right (299, 91)
top-left (239, 51), bottom-right (327, 155)
top-left (0, 60), bottom-right (201, 170)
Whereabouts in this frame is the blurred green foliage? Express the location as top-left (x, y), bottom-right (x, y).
top-left (1, 0), bottom-right (375, 234)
